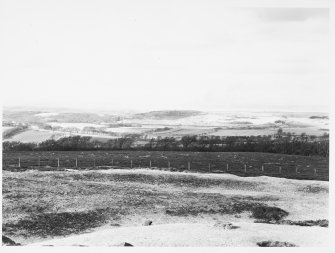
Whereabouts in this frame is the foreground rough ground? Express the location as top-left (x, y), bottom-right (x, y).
top-left (2, 168), bottom-right (329, 246)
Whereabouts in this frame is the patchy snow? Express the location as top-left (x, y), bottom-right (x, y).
top-left (28, 222), bottom-right (328, 247)
top-left (5, 130), bottom-right (64, 143)
top-left (48, 122), bottom-right (105, 130)
top-left (2, 126), bottom-right (14, 132)
top-left (25, 169), bottom-right (328, 247)
top-left (34, 112), bottom-right (59, 117)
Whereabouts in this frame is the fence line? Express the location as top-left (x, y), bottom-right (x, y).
top-left (2, 156), bottom-right (324, 179)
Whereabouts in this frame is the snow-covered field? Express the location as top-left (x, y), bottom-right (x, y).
top-left (3, 111), bottom-right (329, 142)
top-left (121, 111), bottom-right (328, 136)
top-left (47, 122), bottom-right (105, 130)
top-left (2, 126), bottom-right (14, 132)
top-left (5, 130), bottom-right (64, 143)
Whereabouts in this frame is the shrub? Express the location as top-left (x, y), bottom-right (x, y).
top-left (251, 206), bottom-right (288, 221)
top-left (257, 241), bottom-right (296, 247)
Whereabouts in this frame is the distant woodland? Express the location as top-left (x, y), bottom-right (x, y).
top-left (3, 129), bottom-right (329, 157)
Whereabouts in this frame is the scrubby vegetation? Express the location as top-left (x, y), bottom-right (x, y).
top-left (257, 241), bottom-right (296, 247)
top-left (4, 209), bottom-right (112, 238)
top-left (2, 171), bottom-right (275, 241)
top-left (251, 206), bottom-right (288, 221)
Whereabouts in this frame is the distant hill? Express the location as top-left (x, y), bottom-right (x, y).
top-left (133, 110), bottom-right (203, 120)
top-left (3, 110), bottom-right (119, 124)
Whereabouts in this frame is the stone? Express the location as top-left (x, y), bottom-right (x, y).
top-left (143, 220), bottom-right (153, 226)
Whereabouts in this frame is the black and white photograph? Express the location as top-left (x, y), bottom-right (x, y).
top-left (0, 0), bottom-right (333, 248)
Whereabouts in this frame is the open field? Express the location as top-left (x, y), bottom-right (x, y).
top-left (2, 169), bottom-right (328, 246)
top-left (3, 151), bottom-right (329, 181)
top-left (4, 130), bottom-right (64, 143)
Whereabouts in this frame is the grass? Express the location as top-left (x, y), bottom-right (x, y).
top-left (2, 150), bottom-right (329, 180)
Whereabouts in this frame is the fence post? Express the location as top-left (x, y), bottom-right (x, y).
top-left (226, 163), bottom-right (229, 172)
top-left (93, 159), bottom-right (96, 168)
top-left (75, 158), bottom-right (78, 168)
top-left (149, 160), bottom-right (152, 168)
top-left (188, 162), bottom-right (190, 170)
top-left (314, 168), bottom-right (317, 176)
top-left (261, 165), bottom-right (264, 173)
top-left (18, 157), bottom-right (21, 168)
top-left (209, 163), bottom-right (211, 172)
top-left (244, 164), bottom-right (247, 173)
top-left (111, 159), bottom-right (114, 166)
top-left (57, 158), bottom-right (60, 168)
top-left (131, 160), bottom-right (133, 168)
top-left (279, 166), bottom-right (282, 174)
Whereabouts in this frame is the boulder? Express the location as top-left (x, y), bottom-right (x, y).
top-left (143, 220), bottom-right (153, 226)
top-left (120, 242), bottom-right (133, 246)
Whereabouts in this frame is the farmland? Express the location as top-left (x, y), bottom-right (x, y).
top-left (2, 151), bottom-right (329, 181)
top-left (3, 109), bottom-right (329, 143)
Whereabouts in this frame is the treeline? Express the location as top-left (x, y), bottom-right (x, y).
top-left (144, 133), bottom-right (329, 157)
top-left (2, 131), bottom-right (329, 157)
top-left (2, 136), bottom-right (135, 152)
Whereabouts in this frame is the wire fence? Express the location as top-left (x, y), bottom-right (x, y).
top-left (2, 154), bottom-right (328, 181)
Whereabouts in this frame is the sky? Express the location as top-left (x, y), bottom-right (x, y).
top-left (0, 0), bottom-right (330, 112)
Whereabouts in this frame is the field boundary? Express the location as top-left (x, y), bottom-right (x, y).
top-left (2, 151), bottom-right (328, 181)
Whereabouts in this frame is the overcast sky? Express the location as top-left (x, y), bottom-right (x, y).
top-left (0, 1), bottom-right (330, 112)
